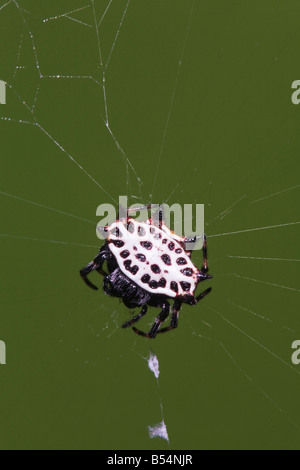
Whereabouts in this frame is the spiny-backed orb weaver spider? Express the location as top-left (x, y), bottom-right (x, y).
top-left (80, 206), bottom-right (212, 338)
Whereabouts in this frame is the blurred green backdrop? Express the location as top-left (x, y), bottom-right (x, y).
top-left (0, 0), bottom-right (299, 450)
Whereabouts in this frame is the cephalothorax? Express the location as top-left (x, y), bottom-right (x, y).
top-left (80, 209), bottom-right (212, 338)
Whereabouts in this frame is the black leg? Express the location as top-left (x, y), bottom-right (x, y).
top-left (157, 299), bottom-right (182, 334)
top-left (158, 206), bottom-right (163, 230)
top-left (80, 245), bottom-right (112, 290)
top-left (122, 305), bottom-right (148, 328)
top-left (196, 235), bottom-right (213, 283)
top-left (133, 301), bottom-right (170, 338)
top-left (183, 287), bottom-right (212, 306)
top-left (201, 234), bottom-right (209, 273)
top-left (195, 287), bottom-right (212, 303)
top-left (103, 275), bottom-right (115, 296)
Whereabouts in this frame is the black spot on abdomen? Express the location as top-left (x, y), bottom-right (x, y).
top-left (170, 281), bottom-right (178, 293)
top-left (140, 241), bottom-right (153, 250)
top-left (138, 226), bottom-right (146, 236)
top-left (180, 281), bottom-right (191, 292)
top-left (111, 239), bottom-right (124, 248)
top-left (158, 278), bottom-right (166, 288)
top-left (127, 222), bottom-right (135, 233)
top-left (176, 257), bottom-right (187, 265)
top-left (124, 260), bottom-right (132, 271)
top-left (135, 253), bottom-right (146, 262)
top-left (120, 250), bottom-right (130, 259)
top-left (130, 265), bottom-right (139, 275)
top-left (168, 242), bottom-right (175, 251)
top-left (141, 274), bottom-right (150, 283)
top-left (151, 264), bottom-right (161, 274)
top-left (161, 254), bottom-right (171, 266)
top-left (149, 280), bottom-right (158, 289)
top-left (181, 268), bottom-right (193, 277)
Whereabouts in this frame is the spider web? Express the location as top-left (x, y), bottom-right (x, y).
top-left (0, 0), bottom-right (300, 450)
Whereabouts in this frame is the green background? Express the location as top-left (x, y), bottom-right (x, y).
top-left (0, 0), bottom-right (299, 450)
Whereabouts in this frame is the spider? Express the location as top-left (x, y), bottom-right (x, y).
top-left (80, 207), bottom-right (212, 338)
